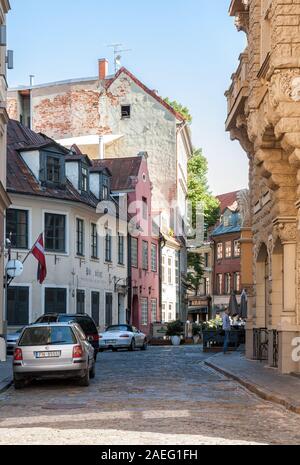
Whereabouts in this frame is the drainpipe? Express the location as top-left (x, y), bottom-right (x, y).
top-left (99, 136), bottom-right (105, 160)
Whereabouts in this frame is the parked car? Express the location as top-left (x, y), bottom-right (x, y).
top-left (7, 328), bottom-right (23, 355)
top-left (13, 323), bottom-right (95, 389)
top-left (35, 314), bottom-right (99, 359)
top-left (99, 325), bottom-right (148, 352)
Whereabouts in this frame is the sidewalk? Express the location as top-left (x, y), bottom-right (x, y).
top-left (205, 351), bottom-right (300, 414)
top-left (0, 358), bottom-right (12, 393)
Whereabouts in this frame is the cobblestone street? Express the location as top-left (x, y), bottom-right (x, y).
top-left (0, 346), bottom-right (300, 445)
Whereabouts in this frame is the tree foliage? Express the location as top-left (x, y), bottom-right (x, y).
top-left (164, 98), bottom-right (192, 123)
top-left (188, 148), bottom-right (220, 230)
top-left (186, 252), bottom-right (205, 296)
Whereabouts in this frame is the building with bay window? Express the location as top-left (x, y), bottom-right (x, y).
top-left (5, 120), bottom-right (127, 331)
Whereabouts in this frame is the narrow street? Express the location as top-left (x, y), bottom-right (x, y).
top-left (0, 346), bottom-right (299, 445)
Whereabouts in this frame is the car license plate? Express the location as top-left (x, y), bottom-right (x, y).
top-left (35, 351), bottom-right (61, 359)
top-left (105, 340), bottom-right (116, 345)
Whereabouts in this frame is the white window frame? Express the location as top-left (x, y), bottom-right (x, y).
top-left (42, 284), bottom-right (69, 316)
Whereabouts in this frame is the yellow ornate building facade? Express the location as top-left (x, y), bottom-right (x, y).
top-left (226, 0), bottom-right (300, 374)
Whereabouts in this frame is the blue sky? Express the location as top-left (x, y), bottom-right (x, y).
top-left (7, 0), bottom-right (248, 195)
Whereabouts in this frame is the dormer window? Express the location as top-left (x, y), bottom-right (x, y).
top-left (100, 174), bottom-right (110, 201)
top-left (40, 150), bottom-right (65, 187)
top-left (47, 156), bottom-right (60, 183)
top-left (80, 164), bottom-right (89, 193)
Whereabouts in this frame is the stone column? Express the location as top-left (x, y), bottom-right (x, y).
top-left (273, 218), bottom-right (300, 373)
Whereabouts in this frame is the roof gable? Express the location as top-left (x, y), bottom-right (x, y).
top-left (105, 67), bottom-right (185, 122)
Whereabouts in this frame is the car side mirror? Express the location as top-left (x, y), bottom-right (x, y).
top-left (88, 336), bottom-right (93, 343)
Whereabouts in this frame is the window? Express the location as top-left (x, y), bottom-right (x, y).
top-left (76, 219), bottom-right (84, 256)
top-left (91, 223), bottom-right (98, 259)
top-left (142, 197), bottom-right (148, 220)
top-left (225, 274), bottom-right (231, 295)
top-left (131, 237), bottom-right (138, 268)
top-left (175, 253), bottom-right (180, 285)
top-left (217, 274), bottom-right (223, 295)
top-left (142, 241), bottom-right (148, 270)
top-left (80, 165), bottom-right (89, 192)
top-left (234, 240), bottom-right (241, 258)
top-left (141, 298), bottom-right (148, 326)
top-left (162, 256), bottom-right (166, 284)
top-left (121, 105), bottom-right (131, 119)
top-left (105, 230), bottom-right (112, 262)
top-left (105, 293), bottom-right (113, 327)
top-left (217, 243), bottom-right (223, 260)
top-left (225, 241), bottom-right (232, 259)
top-left (223, 212), bottom-right (232, 227)
top-left (205, 278), bottom-right (210, 296)
top-left (118, 233), bottom-right (125, 265)
top-left (7, 286), bottom-right (29, 326)
top-left (45, 288), bottom-right (67, 314)
top-left (168, 303), bottom-right (174, 322)
top-left (6, 209), bottom-right (28, 249)
top-left (168, 257), bottom-right (173, 284)
top-left (45, 213), bottom-right (66, 253)
top-left (162, 303), bottom-right (166, 323)
top-left (234, 273), bottom-right (241, 293)
top-left (151, 244), bottom-right (157, 272)
top-left (91, 291), bottom-right (100, 326)
top-left (151, 299), bottom-right (157, 323)
top-left (204, 253), bottom-right (209, 268)
top-left (76, 290), bottom-right (85, 315)
top-left (46, 156), bottom-right (61, 184)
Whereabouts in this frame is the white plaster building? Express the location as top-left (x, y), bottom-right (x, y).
top-left (5, 120), bottom-right (127, 331)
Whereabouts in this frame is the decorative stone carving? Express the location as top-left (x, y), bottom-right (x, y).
top-left (237, 189), bottom-right (251, 227)
top-left (235, 11), bottom-right (249, 34)
top-left (275, 222), bottom-right (297, 244)
top-left (291, 77), bottom-right (300, 102)
top-left (269, 70), bottom-right (300, 108)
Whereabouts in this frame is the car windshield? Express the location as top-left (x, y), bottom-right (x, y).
top-left (106, 325), bottom-right (131, 332)
top-left (58, 316), bottom-right (97, 334)
top-left (19, 326), bottom-right (77, 347)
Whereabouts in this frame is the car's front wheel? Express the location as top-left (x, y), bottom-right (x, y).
top-left (129, 338), bottom-right (136, 351)
top-left (141, 339), bottom-right (148, 351)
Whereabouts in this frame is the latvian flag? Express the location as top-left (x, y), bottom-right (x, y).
top-left (31, 234), bottom-right (47, 284)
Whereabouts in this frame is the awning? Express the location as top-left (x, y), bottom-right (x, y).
top-left (188, 307), bottom-right (208, 315)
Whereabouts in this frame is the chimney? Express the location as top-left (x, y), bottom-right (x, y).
top-left (98, 59), bottom-right (108, 80)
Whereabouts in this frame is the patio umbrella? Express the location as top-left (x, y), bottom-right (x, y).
top-left (240, 289), bottom-right (248, 319)
top-left (228, 291), bottom-right (239, 317)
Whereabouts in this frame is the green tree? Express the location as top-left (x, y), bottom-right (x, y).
top-left (164, 98), bottom-right (192, 123)
top-left (186, 252), bottom-right (204, 296)
top-left (188, 148), bottom-right (220, 230)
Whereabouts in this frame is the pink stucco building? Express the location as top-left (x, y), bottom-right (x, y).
top-left (92, 154), bottom-right (161, 335)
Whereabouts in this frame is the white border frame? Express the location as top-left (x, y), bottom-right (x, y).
top-left (42, 209), bottom-right (70, 256)
top-left (41, 284), bottom-right (70, 315)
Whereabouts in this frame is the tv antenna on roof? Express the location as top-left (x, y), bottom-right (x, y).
top-left (107, 43), bottom-right (132, 73)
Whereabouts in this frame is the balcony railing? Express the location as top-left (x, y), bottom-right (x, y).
top-left (225, 52), bottom-right (249, 131)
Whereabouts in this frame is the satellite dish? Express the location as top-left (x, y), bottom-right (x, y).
top-left (6, 260), bottom-right (24, 278)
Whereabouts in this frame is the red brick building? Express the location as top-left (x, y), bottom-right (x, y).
top-left (211, 191), bottom-right (242, 315)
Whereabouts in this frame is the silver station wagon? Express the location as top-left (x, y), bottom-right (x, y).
top-left (13, 323), bottom-right (95, 389)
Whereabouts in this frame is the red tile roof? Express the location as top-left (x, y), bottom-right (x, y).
top-left (7, 119), bottom-right (98, 208)
top-left (216, 191), bottom-right (240, 214)
top-left (92, 157), bottom-right (143, 191)
top-left (105, 67), bottom-right (186, 122)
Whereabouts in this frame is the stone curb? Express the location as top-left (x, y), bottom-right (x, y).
top-left (205, 360), bottom-right (300, 415)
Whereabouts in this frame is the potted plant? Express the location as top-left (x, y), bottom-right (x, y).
top-left (166, 320), bottom-right (182, 346)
